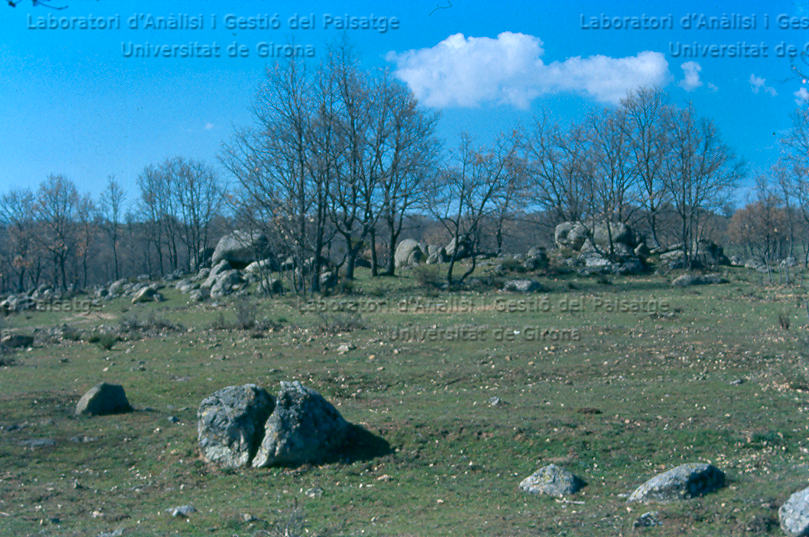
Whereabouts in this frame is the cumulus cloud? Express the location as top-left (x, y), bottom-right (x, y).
top-left (678, 62), bottom-right (703, 91)
top-left (795, 87), bottom-right (809, 105)
top-left (708, 83), bottom-right (718, 92)
top-left (204, 122), bottom-right (214, 130)
top-left (750, 74), bottom-right (777, 96)
top-left (385, 32), bottom-right (670, 108)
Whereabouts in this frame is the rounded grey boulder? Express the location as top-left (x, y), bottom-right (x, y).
top-left (76, 382), bottom-right (133, 416)
top-left (628, 463), bottom-right (725, 502)
top-left (519, 464), bottom-right (586, 496)
top-left (780, 486), bottom-right (809, 536)
top-left (252, 381), bottom-right (350, 467)
top-left (197, 384), bottom-right (275, 468)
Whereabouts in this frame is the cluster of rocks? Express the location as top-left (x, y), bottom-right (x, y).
top-left (394, 237), bottom-right (474, 269)
top-left (519, 462), bottom-right (724, 502)
top-left (554, 221), bottom-right (647, 275)
top-left (197, 381), bottom-right (353, 468)
top-left (655, 239), bottom-right (730, 269)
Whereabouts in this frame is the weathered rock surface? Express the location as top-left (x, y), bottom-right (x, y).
top-left (131, 285), bottom-right (162, 304)
top-left (445, 237), bottom-right (473, 260)
top-left (76, 383), bottom-right (133, 416)
top-left (555, 222), bottom-right (589, 250)
top-left (197, 384), bottom-right (274, 468)
top-left (211, 230), bottom-right (270, 268)
top-left (395, 239), bottom-right (425, 268)
top-left (503, 279), bottom-right (543, 293)
top-left (628, 463), bottom-right (725, 502)
top-left (780, 486), bottom-right (809, 536)
top-left (252, 381), bottom-right (351, 467)
top-left (519, 464), bottom-right (586, 496)
top-left (672, 274), bottom-right (728, 287)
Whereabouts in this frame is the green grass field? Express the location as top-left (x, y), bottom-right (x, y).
top-left (1, 264), bottom-right (808, 536)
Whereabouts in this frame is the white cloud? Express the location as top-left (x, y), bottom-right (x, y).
top-left (708, 83), bottom-right (718, 92)
top-left (795, 87), bottom-right (809, 105)
top-left (750, 74), bottom-right (777, 96)
top-left (678, 62), bottom-right (703, 92)
top-left (385, 32), bottom-right (670, 108)
top-left (204, 122), bottom-right (214, 130)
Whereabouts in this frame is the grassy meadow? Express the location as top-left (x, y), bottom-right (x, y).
top-left (1, 263), bottom-right (808, 536)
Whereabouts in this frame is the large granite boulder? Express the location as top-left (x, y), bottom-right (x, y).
top-left (76, 383), bottom-right (133, 416)
top-left (197, 384), bottom-right (275, 468)
top-left (445, 237), bottom-right (473, 260)
top-left (212, 231), bottom-right (271, 268)
top-left (780, 486), bottom-right (809, 536)
top-left (628, 463), bottom-right (725, 502)
top-left (555, 222), bottom-right (589, 250)
top-left (252, 381), bottom-right (351, 467)
top-left (395, 239), bottom-right (426, 268)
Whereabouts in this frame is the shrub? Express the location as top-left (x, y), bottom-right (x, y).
top-left (234, 298), bottom-right (261, 330)
top-left (413, 265), bottom-right (443, 289)
top-left (316, 313), bottom-right (365, 334)
top-left (87, 331), bottom-right (118, 350)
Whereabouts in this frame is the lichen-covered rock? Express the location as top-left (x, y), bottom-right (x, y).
top-left (519, 464), bottom-right (586, 496)
top-left (197, 384), bottom-right (274, 468)
top-left (76, 382), bottom-right (133, 416)
top-left (252, 381), bottom-right (350, 467)
top-left (628, 463), bottom-right (725, 502)
top-left (780, 486), bottom-right (809, 536)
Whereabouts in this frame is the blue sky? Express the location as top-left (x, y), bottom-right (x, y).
top-left (2, 0), bottom-right (809, 206)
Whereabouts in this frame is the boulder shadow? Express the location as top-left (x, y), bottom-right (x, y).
top-left (329, 424), bottom-right (392, 464)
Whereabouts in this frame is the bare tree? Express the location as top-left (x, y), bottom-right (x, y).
top-left (0, 187), bottom-right (37, 292)
top-left (620, 87), bottom-right (671, 247)
top-left (431, 132), bottom-right (520, 286)
top-left (526, 112), bottom-right (593, 225)
top-left (34, 174), bottom-right (81, 290)
top-left (662, 104), bottom-right (743, 267)
top-left (99, 176), bottom-right (126, 280)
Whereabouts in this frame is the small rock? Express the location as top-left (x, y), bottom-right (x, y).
top-left (730, 378), bottom-right (745, 386)
top-left (519, 464), bottom-right (586, 496)
top-left (166, 505), bottom-right (196, 518)
top-left (633, 511), bottom-right (662, 528)
top-left (306, 487), bottom-right (324, 498)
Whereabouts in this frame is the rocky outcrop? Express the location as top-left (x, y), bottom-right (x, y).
top-left (395, 239), bottom-right (426, 268)
top-left (502, 279), bottom-right (543, 293)
top-left (211, 231), bottom-right (271, 268)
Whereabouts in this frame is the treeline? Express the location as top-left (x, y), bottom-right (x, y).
top-left (3, 42), bottom-right (809, 295)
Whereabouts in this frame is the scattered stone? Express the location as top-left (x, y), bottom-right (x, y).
top-left (306, 487), bottom-right (324, 498)
top-left (0, 334), bottom-right (34, 348)
top-left (75, 383), bottom-right (133, 417)
top-left (780, 486), bottom-right (809, 536)
top-left (672, 274), bottom-right (728, 287)
top-left (336, 344), bottom-right (354, 354)
top-left (633, 511), bottom-right (663, 528)
top-left (20, 438), bottom-right (56, 448)
top-left (503, 279), bottom-right (543, 293)
top-left (627, 463), bottom-right (725, 502)
top-left (252, 381), bottom-right (351, 467)
top-left (197, 384), bottom-right (274, 468)
top-left (166, 505), bottom-right (196, 518)
top-left (730, 378), bottom-right (745, 386)
top-left (519, 464), bottom-right (587, 496)
top-left (488, 396), bottom-right (504, 407)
